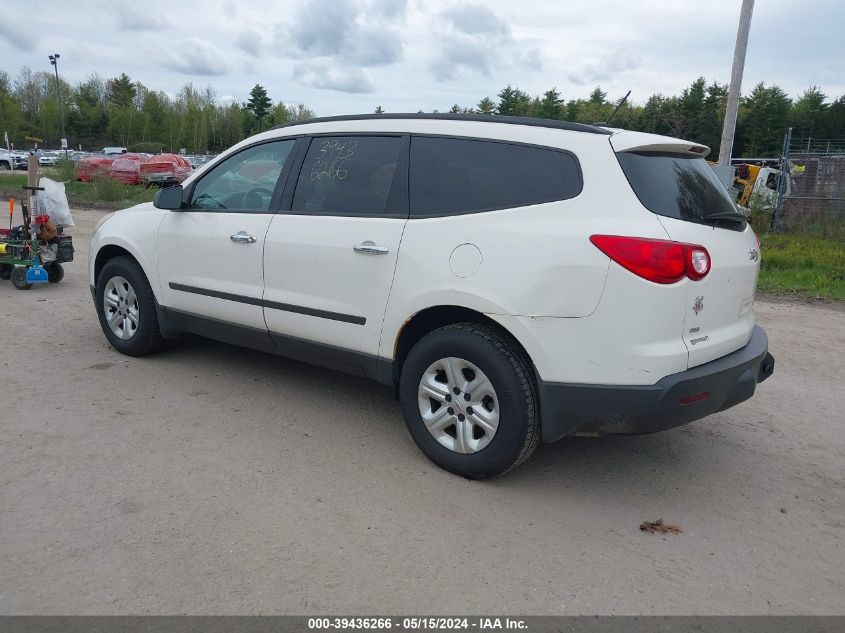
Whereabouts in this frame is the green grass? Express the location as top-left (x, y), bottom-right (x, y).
top-left (758, 232), bottom-right (845, 301)
top-left (0, 172), bottom-right (155, 210)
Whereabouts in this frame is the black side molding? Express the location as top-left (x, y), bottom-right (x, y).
top-left (168, 282), bottom-right (366, 325)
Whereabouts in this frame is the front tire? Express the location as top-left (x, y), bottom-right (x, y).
top-left (399, 323), bottom-right (540, 479)
top-left (11, 267), bottom-right (32, 290)
top-left (95, 256), bottom-right (164, 356)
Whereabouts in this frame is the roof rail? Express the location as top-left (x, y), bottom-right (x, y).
top-left (270, 113), bottom-right (612, 135)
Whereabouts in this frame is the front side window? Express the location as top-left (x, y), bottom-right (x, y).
top-left (410, 137), bottom-right (583, 215)
top-left (291, 136), bottom-right (401, 215)
top-left (189, 139), bottom-right (296, 211)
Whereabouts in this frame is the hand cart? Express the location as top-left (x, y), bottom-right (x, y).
top-left (1, 176), bottom-right (74, 290)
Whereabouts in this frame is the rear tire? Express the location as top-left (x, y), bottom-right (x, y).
top-left (47, 262), bottom-right (64, 283)
top-left (399, 323), bottom-right (539, 479)
top-left (95, 256), bottom-right (165, 356)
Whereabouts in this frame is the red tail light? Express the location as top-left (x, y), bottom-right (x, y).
top-left (590, 235), bottom-right (711, 284)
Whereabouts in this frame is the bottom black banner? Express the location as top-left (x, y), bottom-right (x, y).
top-left (0, 617), bottom-right (843, 633)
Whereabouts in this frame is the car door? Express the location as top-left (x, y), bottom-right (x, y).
top-left (157, 138), bottom-right (299, 337)
top-left (263, 134), bottom-right (408, 375)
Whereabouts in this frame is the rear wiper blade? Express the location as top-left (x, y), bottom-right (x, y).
top-left (705, 211), bottom-right (748, 223)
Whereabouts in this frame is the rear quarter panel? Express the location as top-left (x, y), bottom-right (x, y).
top-left (380, 132), bottom-right (674, 367)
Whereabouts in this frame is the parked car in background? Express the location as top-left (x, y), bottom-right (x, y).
top-left (38, 153), bottom-right (60, 167)
top-left (0, 152), bottom-right (28, 171)
top-left (140, 153), bottom-right (192, 185)
top-left (102, 147), bottom-right (128, 156)
top-left (89, 113), bottom-right (775, 479)
top-left (110, 154), bottom-right (144, 185)
top-left (75, 155), bottom-right (115, 181)
top-left (187, 154), bottom-right (216, 169)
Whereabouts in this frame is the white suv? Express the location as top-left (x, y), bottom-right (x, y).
top-left (89, 114), bottom-right (775, 478)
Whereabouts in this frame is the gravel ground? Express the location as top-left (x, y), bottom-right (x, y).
top-left (0, 209), bottom-right (843, 615)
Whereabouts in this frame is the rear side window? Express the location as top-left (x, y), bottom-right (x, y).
top-left (616, 152), bottom-right (737, 222)
top-left (410, 137), bottom-right (582, 215)
top-left (291, 136), bottom-right (401, 215)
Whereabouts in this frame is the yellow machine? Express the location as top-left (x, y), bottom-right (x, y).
top-left (715, 162), bottom-right (783, 210)
top-left (733, 164), bottom-right (763, 207)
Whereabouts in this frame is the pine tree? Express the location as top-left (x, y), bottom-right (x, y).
top-left (539, 88), bottom-right (563, 119)
top-left (246, 84), bottom-right (271, 121)
top-left (476, 97), bottom-right (495, 115)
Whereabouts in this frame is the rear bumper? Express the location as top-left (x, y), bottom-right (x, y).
top-left (538, 325), bottom-right (774, 442)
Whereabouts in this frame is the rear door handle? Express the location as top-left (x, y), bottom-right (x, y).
top-left (353, 241), bottom-right (389, 255)
top-left (230, 231), bottom-right (257, 244)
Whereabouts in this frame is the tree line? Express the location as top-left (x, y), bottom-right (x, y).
top-left (439, 80), bottom-right (845, 158)
top-left (0, 67), bottom-right (315, 154)
top-left (2, 64), bottom-right (844, 158)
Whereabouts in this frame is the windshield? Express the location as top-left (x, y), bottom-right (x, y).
top-left (616, 152), bottom-right (739, 224)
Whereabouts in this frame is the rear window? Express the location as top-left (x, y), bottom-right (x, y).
top-left (410, 137), bottom-right (582, 216)
top-left (616, 152), bottom-right (737, 223)
top-left (292, 136), bottom-right (401, 216)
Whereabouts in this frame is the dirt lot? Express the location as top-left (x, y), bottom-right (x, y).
top-left (1, 208), bottom-right (843, 615)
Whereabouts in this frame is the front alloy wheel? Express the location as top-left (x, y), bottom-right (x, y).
top-left (95, 256), bottom-right (165, 357)
top-left (103, 275), bottom-right (140, 340)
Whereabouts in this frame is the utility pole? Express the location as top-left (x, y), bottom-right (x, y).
top-left (718, 0), bottom-right (754, 166)
top-left (48, 53), bottom-right (68, 159)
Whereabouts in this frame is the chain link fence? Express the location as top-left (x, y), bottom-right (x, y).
top-left (773, 131), bottom-right (845, 232)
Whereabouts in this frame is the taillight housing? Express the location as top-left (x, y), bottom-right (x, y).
top-left (590, 235), bottom-right (711, 284)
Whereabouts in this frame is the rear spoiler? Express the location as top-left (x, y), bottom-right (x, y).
top-left (607, 130), bottom-right (711, 158)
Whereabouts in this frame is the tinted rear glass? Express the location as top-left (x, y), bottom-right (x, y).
top-left (410, 137), bottom-right (582, 215)
top-left (616, 152), bottom-right (737, 222)
top-left (292, 136), bottom-right (401, 216)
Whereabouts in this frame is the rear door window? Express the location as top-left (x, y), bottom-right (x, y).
top-left (409, 136), bottom-right (582, 216)
top-left (291, 136), bottom-right (402, 216)
top-left (616, 152), bottom-right (738, 223)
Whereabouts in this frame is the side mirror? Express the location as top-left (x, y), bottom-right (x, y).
top-left (153, 185), bottom-right (184, 210)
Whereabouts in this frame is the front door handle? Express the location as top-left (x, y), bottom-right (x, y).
top-left (230, 231), bottom-right (257, 244)
top-left (352, 240), bottom-right (390, 255)
top-left (353, 241), bottom-right (389, 255)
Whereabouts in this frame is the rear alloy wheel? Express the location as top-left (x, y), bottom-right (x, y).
top-left (417, 357), bottom-right (500, 454)
top-left (400, 323), bottom-right (539, 479)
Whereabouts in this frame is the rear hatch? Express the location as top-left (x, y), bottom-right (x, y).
top-left (611, 132), bottom-right (760, 368)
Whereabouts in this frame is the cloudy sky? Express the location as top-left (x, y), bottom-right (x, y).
top-left (1, 0), bottom-right (842, 114)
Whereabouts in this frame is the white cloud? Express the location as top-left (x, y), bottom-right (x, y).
top-left (428, 3), bottom-right (542, 81)
top-left (0, 14), bottom-right (36, 51)
top-left (114, 6), bottom-right (167, 31)
top-left (0, 0), bottom-right (841, 116)
top-left (292, 61), bottom-right (375, 94)
top-left (162, 38), bottom-right (230, 76)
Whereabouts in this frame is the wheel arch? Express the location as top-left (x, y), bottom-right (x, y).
top-left (92, 240), bottom-right (161, 299)
top-left (391, 305), bottom-right (536, 387)
top-left (94, 244), bottom-right (136, 286)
